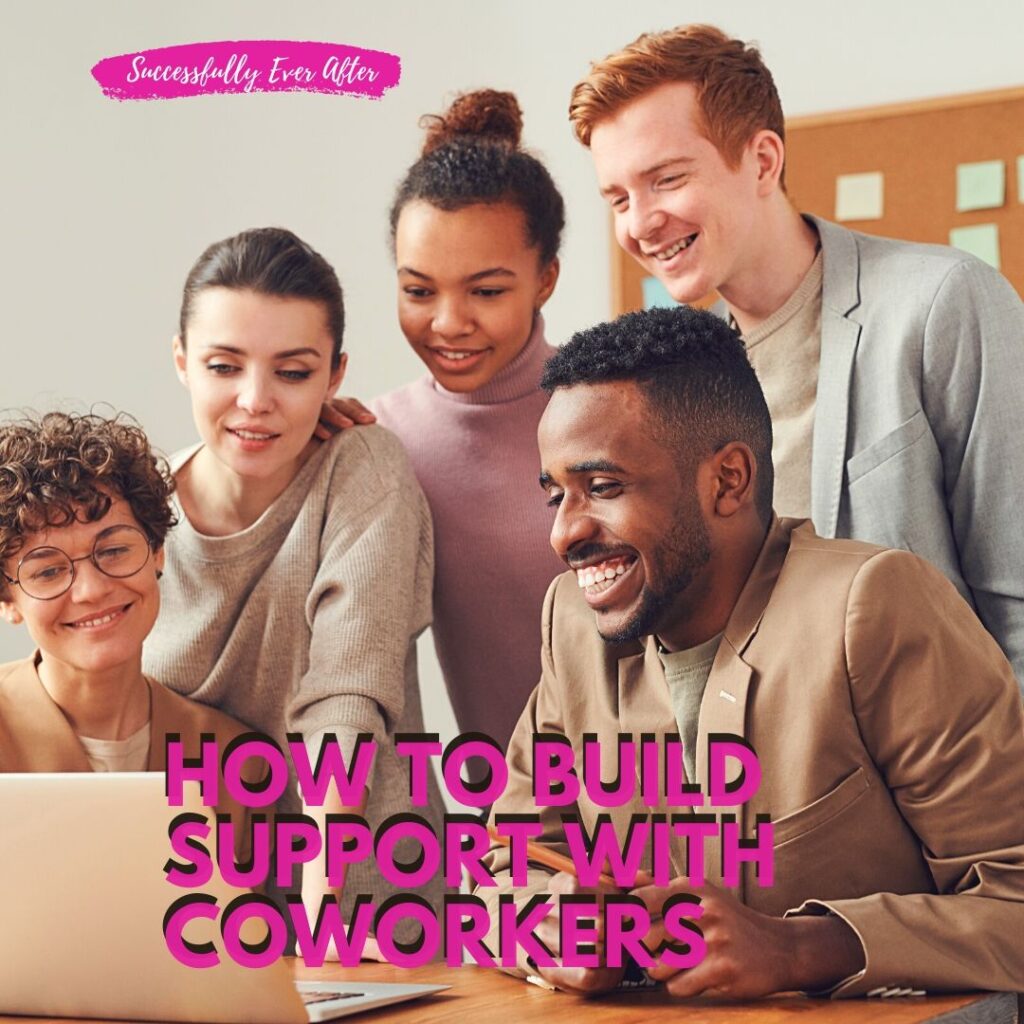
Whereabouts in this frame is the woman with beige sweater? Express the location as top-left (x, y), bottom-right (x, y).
top-left (143, 227), bottom-right (446, 950)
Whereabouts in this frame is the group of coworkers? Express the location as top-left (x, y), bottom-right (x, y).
top-left (1, 22), bottom-right (1023, 1003)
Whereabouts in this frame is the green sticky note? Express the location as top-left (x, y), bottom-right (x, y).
top-left (642, 276), bottom-right (680, 310)
top-left (1017, 155), bottom-right (1024, 203)
top-left (949, 224), bottom-right (1001, 270)
top-left (956, 160), bottom-right (1005, 212)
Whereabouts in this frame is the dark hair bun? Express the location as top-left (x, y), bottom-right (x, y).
top-left (420, 90), bottom-right (523, 155)
top-left (391, 88), bottom-right (564, 265)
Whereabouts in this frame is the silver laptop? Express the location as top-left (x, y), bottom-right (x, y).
top-left (0, 773), bottom-right (447, 1022)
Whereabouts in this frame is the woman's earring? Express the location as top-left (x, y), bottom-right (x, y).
top-left (156, 570), bottom-right (164, 581)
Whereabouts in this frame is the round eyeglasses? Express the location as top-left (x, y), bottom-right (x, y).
top-left (2, 524), bottom-right (155, 601)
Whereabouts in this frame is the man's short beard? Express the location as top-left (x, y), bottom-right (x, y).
top-left (598, 502), bottom-right (712, 646)
top-left (599, 574), bottom-right (695, 644)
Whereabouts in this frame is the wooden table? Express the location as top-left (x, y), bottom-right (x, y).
top-left (0, 962), bottom-right (1013, 1023)
top-left (293, 961), bottom-right (1019, 1023)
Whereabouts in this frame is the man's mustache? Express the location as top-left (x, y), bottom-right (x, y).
top-left (566, 543), bottom-right (634, 568)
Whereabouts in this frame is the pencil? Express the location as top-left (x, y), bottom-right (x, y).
top-left (486, 825), bottom-right (620, 888)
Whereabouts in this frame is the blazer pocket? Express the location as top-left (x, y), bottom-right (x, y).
top-left (772, 766), bottom-right (870, 847)
top-left (845, 410), bottom-right (928, 485)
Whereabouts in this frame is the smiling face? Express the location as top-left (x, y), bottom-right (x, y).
top-left (0, 499), bottom-right (163, 676)
top-left (395, 201), bottom-right (559, 392)
top-left (174, 288), bottom-right (344, 486)
top-left (539, 380), bottom-right (711, 644)
top-left (590, 81), bottom-right (769, 306)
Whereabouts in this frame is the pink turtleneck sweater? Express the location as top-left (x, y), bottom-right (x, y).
top-left (370, 318), bottom-right (565, 753)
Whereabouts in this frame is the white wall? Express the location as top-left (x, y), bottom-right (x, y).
top-left (2, 0), bottom-right (1023, 746)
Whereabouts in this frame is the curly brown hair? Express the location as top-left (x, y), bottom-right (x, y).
top-left (0, 412), bottom-right (177, 597)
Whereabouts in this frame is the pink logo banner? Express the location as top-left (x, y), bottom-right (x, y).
top-left (91, 40), bottom-right (400, 101)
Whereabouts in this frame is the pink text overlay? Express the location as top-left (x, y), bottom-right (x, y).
top-left (162, 731), bottom-right (773, 970)
top-left (92, 40), bottom-right (401, 101)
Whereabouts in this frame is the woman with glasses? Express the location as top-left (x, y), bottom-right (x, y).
top-left (0, 412), bottom-right (256, 786)
top-left (142, 227), bottom-right (445, 952)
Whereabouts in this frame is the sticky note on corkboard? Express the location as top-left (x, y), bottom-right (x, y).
top-left (835, 171), bottom-right (884, 221)
top-left (949, 223), bottom-right (1001, 269)
top-left (956, 160), bottom-right (1006, 212)
top-left (642, 276), bottom-right (680, 310)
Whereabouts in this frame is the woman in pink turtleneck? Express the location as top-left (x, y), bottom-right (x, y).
top-left (335, 90), bottom-right (567, 754)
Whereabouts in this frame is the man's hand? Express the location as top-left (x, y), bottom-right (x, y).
top-left (533, 871), bottom-right (626, 996)
top-left (315, 397), bottom-right (376, 440)
top-left (633, 879), bottom-right (865, 998)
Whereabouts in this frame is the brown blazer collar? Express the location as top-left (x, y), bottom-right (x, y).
top-left (0, 654), bottom-right (158, 772)
top-left (615, 514), bottom-right (794, 727)
top-left (0, 656), bottom-right (92, 771)
top-left (721, 515), bottom-right (794, 660)
top-left (613, 518), bottom-right (795, 889)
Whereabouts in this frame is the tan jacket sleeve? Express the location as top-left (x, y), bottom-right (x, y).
top-left (797, 548), bottom-right (1024, 996)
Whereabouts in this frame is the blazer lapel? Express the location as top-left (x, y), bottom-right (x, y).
top-left (697, 521), bottom-right (790, 893)
top-left (617, 640), bottom-right (687, 876)
top-left (616, 637), bottom-right (759, 888)
top-left (0, 656), bottom-right (92, 772)
top-left (146, 678), bottom-right (174, 772)
top-left (808, 216), bottom-right (862, 538)
top-left (617, 639), bottom-right (676, 740)
top-left (695, 646), bottom-right (753, 890)
top-left (611, 522), bottom-right (791, 891)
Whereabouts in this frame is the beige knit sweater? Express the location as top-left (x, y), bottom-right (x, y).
top-left (144, 427), bottom-right (447, 930)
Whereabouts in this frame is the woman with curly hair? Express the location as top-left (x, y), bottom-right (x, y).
top-left (0, 412), bottom-right (255, 781)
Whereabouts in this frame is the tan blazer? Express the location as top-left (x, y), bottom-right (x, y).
top-left (0, 656), bottom-right (260, 856)
top-left (481, 518), bottom-right (1024, 996)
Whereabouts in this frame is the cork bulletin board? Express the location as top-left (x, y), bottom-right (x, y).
top-left (611, 86), bottom-right (1024, 315)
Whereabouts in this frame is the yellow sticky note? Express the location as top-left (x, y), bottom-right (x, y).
top-left (949, 224), bottom-right (1001, 270)
top-left (1017, 156), bottom-right (1024, 203)
top-left (835, 172), bottom-right (884, 221)
top-left (956, 160), bottom-right (1005, 212)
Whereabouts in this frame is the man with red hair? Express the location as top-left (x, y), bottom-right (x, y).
top-left (570, 25), bottom-right (1024, 687)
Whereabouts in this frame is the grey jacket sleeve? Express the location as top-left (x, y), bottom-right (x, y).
top-left (920, 258), bottom-right (1024, 686)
